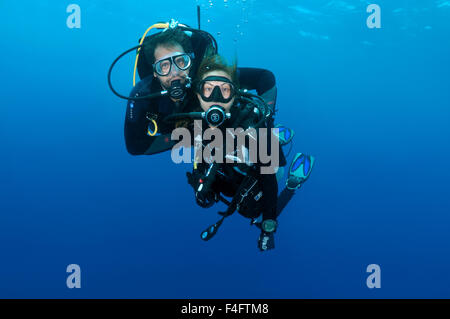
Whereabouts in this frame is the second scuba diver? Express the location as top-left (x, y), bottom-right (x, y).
top-left (171, 55), bottom-right (314, 251)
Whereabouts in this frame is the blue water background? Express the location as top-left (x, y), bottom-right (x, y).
top-left (0, 0), bottom-right (449, 298)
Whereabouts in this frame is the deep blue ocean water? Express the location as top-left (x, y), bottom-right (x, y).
top-left (0, 0), bottom-right (449, 298)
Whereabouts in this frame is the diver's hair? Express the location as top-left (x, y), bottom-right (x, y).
top-left (195, 55), bottom-right (239, 87)
top-left (143, 28), bottom-right (193, 65)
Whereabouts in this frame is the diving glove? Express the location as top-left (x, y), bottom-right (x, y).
top-left (195, 189), bottom-right (217, 208)
top-left (187, 171), bottom-right (218, 208)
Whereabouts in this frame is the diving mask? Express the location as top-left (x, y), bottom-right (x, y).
top-left (197, 76), bottom-right (237, 103)
top-left (153, 52), bottom-right (193, 76)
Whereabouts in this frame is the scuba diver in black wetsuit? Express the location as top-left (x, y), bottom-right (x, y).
top-left (166, 55), bottom-right (315, 251)
top-left (108, 19), bottom-right (283, 158)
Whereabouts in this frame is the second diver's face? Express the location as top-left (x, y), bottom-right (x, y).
top-left (197, 70), bottom-right (235, 116)
top-left (153, 44), bottom-right (191, 98)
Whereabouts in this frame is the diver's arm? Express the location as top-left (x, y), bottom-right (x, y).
top-left (124, 104), bottom-right (175, 155)
top-left (123, 78), bottom-right (175, 155)
top-left (237, 67), bottom-right (277, 113)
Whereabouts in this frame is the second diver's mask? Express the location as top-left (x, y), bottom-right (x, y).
top-left (197, 76), bottom-right (236, 103)
top-left (195, 76), bottom-right (237, 127)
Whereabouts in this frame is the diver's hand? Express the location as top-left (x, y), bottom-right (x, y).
top-left (186, 171), bottom-right (200, 189)
top-left (187, 171), bottom-right (218, 208)
top-left (195, 190), bottom-right (217, 208)
top-left (258, 231), bottom-right (275, 251)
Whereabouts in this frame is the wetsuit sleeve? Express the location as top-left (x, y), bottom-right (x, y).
top-left (237, 67), bottom-right (277, 113)
top-left (124, 77), bottom-right (175, 155)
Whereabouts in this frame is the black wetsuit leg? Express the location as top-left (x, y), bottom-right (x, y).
top-left (276, 188), bottom-right (296, 218)
top-left (258, 172), bottom-right (278, 221)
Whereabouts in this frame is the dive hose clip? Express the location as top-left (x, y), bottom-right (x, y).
top-left (168, 19), bottom-right (179, 29)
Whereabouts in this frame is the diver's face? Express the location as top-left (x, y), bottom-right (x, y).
top-left (153, 44), bottom-right (191, 91)
top-left (197, 70), bottom-right (235, 114)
